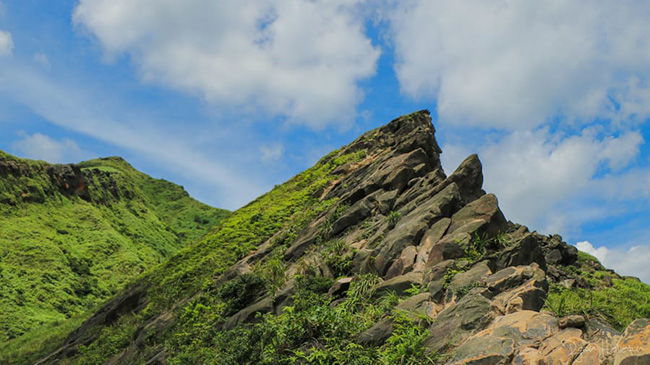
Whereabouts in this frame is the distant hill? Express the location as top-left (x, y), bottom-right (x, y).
top-left (0, 152), bottom-right (229, 355)
top-left (6, 111), bottom-right (650, 364)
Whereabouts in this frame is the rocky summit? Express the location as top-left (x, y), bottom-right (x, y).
top-left (10, 111), bottom-right (649, 364)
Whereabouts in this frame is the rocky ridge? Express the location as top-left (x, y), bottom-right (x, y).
top-left (34, 110), bottom-right (649, 364)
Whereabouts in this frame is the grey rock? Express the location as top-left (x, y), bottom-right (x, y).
top-left (356, 318), bottom-right (394, 345)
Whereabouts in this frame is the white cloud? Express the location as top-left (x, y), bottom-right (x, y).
top-left (577, 241), bottom-right (650, 284)
top-left (260, 142), bottom-right (284, 164)
top-left (478, 128), bottom-right (644, 233)
top-left (388, 1), bottom-right (650, 129)
top-left (11, 133), bottom-right (93, 163)
top-left (73, 0), bottom-right (379, 129)
top-left (0, 30), bottom-right (13, 56)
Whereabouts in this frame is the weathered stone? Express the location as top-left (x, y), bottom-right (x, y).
top-left (512, 347), bottom-right (543, 365)
top-left (427, 240), bottom-right (466, 268)
top-left (559, 314), bottom-right (586, 329)
top-left (443, 154), bottom-right (486, 206)
top-left (327, 277), bottom-right (353, 299)
top-left (449, 335), bottom-right (515, 365)
top-left (374, 216), bottom-right (429, 275)
top-left (385, 245), bottom-right (418, 279)
top-left (397, 292), bottom-right (431, 311)
top-left (541, 234), bottom-right (578, 266)
top-left (573, 343), bottom-right (602, 365)
top-left (398, 182), bottom-right (461, 224)
top-left (372, 271), bottom-right (423, 298)
top-left (584, 317), bottom-right (621, 361)
top-left (614, 318), bottom-right (650, 365)
top-left (484, 311), bottom-right (558, 348)
top-left (426, 290), bottom-right (493, 353)
top-left (486, 264), bottom-right (545, 294)
top-left (491, 279), bottom-right (547, 315)
top-left (352, 249), bottom-right (373, 272)
top-left (273, 282), bottom-right (295, 315)
top-left (426, 260), bottom-right (456, 302)
top-left (330, 197), bottom-right (372, 236)
top-left (490, 234), bottom-right (546, 271)
top-left (539, 328), bottom-right (587, 365)
top-left (375, 189), bottom-right (399, 215)
top-left (356, 318), bottom-right (394, 345)
top-left (448, 261), bottom-right (492, 296)
top-left (283, 218), bottom-right (323, 261)
top-left (396, 293), bottom-right (435, 320)
top-left (447, 193), bottom-right (507, 238)
top-left (224, 297), bottom-right (274, 330)
top-left (414, 217), bottom-right (451, 272)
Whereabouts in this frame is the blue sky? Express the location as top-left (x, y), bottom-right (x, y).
top-left (1, 1), bottom-right (650, 282)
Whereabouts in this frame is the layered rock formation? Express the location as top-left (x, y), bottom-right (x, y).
top-left (34, 110), bottom-right (649, 364)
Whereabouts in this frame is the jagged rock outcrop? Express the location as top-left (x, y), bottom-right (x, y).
top-left (34, 110), bottom-right (649, 364)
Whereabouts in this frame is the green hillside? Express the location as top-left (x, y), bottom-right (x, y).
top-left (0, 152), bottom-right (229, 356)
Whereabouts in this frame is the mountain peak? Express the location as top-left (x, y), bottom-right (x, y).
top-left (20, 111), bottom-right (650, 365)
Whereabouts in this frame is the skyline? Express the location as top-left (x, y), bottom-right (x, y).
top-left (1, 1), bottom-right (650, 281)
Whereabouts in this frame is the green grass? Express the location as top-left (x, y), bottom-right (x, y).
top-left (0, 152), bottom-right (229, 362)
top-left (544, 253), bottom-right (650, 331)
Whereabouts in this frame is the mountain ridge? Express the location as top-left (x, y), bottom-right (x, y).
top-left (0, 152), bottom-right (229, 360)
top-left (7, 110), bottom-right (650, 364)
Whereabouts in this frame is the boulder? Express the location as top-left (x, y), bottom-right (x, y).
top-left (482, 310), bottom-right (558, 348)
top-left (448, 261), bottom-right (492, 297)
top-left (372, 271), bottom-right (423, 299)
top-left (373, 216), bottom-right (429, 275)
top-left (330, 197), bottom-right (372, 236)
top-left (512, 347), bottom-right (543, 364)
top-left (426, 289), bottom-right (493, 353)
top-left (385, 245), bottom-right (418, 279)
top-left (327, 277), bottom-right (353, 299)
top-left (427, 239), bottom-right (466, 268)
top-left (448, 335), bottom-right (515, 365)
top-left (447, 193), bottom-right (507, 238)
top-left (558, 315), bottom-right (586, 329)
top-left (356, 318), bottom-right (394, 345)
top-left (539, 328), bottom-right (587, 365)
top-left (490, 234), bottom-right (546, 271)
top-left (614, 318), bottom-right (650, 365)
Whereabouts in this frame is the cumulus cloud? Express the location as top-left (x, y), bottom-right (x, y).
top-left (0, 30), bottom-right (13, 56)
top-left (11, 133), bottom-right (93, 163)
top-left (388, 1), bottom-right (650, 129)
top-left (73, 0), bottom-right (379, 128)
top-left (478, 128), bottom-right (643, 232)
top-left (577, 241), bottom-right (650, 283)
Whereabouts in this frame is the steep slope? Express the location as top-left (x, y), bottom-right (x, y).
top-left (26, 111), bottom-right (650, 364)
top-left (0, 153), bottom-right (229, 359)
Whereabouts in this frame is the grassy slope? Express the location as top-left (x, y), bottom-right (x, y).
top-left (0, 152), bottom-right (229, 357)
top-left (544, 251), bottom-right (650, 331)
top-left (34, 147), bottom-right (367, 364)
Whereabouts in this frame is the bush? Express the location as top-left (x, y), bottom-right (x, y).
top-left (217, 273), bottom-right (266, 315)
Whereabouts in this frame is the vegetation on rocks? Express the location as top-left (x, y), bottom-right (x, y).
top-left (5, 110), bottom-right (650, 364)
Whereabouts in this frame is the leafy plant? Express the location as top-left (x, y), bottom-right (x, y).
top-left (217, 273), bottom-right (266, 315)
top-left (378, 313), bottom-right (437, 364)
top-left (387, 211), bottom-right (401, 228)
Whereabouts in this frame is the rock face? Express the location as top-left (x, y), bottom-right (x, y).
top-left (36, 110), bottom-right (649, 364)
